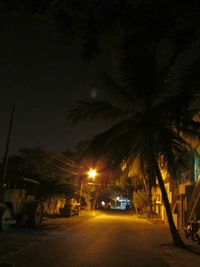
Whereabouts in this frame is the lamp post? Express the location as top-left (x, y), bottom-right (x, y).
top-left (1, 104), bottom-right (15, 187)
top-left (87, 168), bottom-right (101, 210)
top-left (78, 168), bottom-right (98, 213)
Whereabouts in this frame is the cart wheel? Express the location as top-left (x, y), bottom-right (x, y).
top-left (27, 202), bottom-right (43, 227)
top-left (0, 207), bottom-right (13, 231)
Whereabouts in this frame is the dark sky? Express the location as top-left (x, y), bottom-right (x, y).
top-left (0, 14), bottom-right (109, 157)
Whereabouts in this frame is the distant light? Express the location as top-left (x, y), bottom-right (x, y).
top-left (88, 168), bottom-right (97, 179)
top-left (120, 161), bottom-right (127, 171)
top-left (116, 196), bottom-right (120, 200)
top-left (90, 88), bottom-right (98, 98)
top-left (101, 201), bottom-right (105, 206)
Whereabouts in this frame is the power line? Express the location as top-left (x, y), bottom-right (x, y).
top-left (54, 151), bottom-right (79, 166)
top-left (52, 163), bottom-right (80, 176)
top-left (43, 150), bottom-right (80, 170)
top-left (51, 152), bottom-right (78, 168)
top-left (42, 149), bottom-right (82, 177)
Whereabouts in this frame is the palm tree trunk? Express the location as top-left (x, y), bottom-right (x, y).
top-left (151, 155), bottom-right (186, 248)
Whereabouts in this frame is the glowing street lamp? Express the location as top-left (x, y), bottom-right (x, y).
top-left (87, 168), bottom-right (97, 179)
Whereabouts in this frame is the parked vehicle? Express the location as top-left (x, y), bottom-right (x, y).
top-left (59, 198), bottom-right (80, 217)
top-left (0, 177), bottom-right (43, 231)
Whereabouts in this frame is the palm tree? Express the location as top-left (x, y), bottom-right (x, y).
top-left (67, 0), bottom-right (200, 249)
top-left (68, 28), bottom-right (200, 248)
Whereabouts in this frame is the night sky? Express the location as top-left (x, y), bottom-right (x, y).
top-left (0, 13), bottom-right (109, 157)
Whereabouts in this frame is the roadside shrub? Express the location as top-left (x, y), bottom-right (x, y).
top-left (133, 189), bottom-right (149, 214)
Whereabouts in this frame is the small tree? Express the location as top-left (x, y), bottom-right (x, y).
top-left (133, 189), bottom-right (149, 216)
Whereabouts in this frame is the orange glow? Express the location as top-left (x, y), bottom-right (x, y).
top-left (87, 168), bottom-right (97, 179)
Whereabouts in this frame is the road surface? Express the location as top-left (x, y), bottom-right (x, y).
top-left (0, 211), bottom-right (199, 267)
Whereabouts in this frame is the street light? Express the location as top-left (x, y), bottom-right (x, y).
top-left (87, 168), bottom-right (99, 210)
top-left (78, 168), bottom-right (97, 211)
top-left (87, 168), bottom-right (97, 179)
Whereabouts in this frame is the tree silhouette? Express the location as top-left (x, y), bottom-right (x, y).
top-left (68, 14), bottom-right (200, 247)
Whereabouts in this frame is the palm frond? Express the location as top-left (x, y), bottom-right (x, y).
top-left (157, 127), bottom-right (190, 176)
top-left (86, 116), bottom-right (150, 167)
top-left (71, 110), bottom-right (152, 168)
top-left (179, 125), bottom-right (200, 142)
top-left (68, 100), bottom-right (131, 124)
top-left (96, 72), bottom-right (140, 108)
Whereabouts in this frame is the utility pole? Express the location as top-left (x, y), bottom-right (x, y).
top-left (1, 104), bottom-right (15, 186)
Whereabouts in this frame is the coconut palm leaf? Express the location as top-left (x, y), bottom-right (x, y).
top-left (95, 72), bottom-right (140, 108)
top-left (68, 100), bottom-right (132, 124)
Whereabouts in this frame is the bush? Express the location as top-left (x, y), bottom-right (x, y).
top-left (133, 189), bottom-right (149, 214)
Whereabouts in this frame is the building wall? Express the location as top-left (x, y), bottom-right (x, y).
top-left (151, 150), bottom-right (200, 228)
